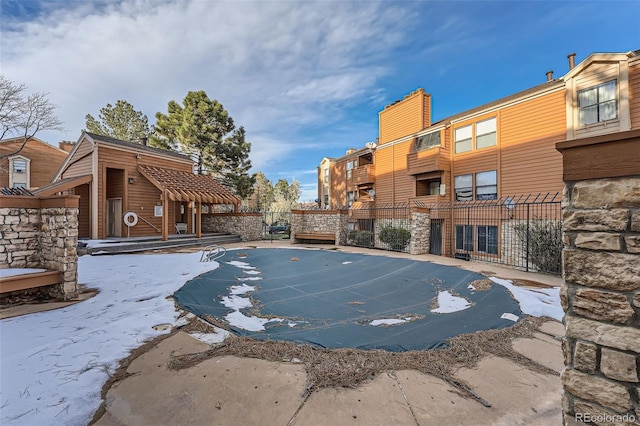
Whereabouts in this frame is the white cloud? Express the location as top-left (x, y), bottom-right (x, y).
top-left (1, 0), bottom-right (416, 190)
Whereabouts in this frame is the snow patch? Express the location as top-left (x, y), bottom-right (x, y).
top-left (226, 260), bottom-right (256, 269)
top-left (489, 277), bottom-right (563, 321)
top-left (431, 291), bottom-right (471, 314)
top-left (370, 318), bottom-right (406, 326)
top-left (230, 284), bottom-right (256, 295)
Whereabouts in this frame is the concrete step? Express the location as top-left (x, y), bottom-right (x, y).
top-left (83, 234), bottom-right (242, 255)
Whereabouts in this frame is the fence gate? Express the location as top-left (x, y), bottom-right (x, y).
top-left (262, 209), bottom-right (292, 240)
top-left (428, 193), bottom-right (562, 274)
top-left (429, 219), bottom-right (443, 255)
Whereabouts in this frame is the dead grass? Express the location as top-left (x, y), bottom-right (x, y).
top-left (169, 316), bottom-right (554, 406)
top-left (467, 279), bottom-right (493, 291)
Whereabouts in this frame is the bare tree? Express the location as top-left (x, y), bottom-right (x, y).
top-left (0, 75), bottom-right (64, 159)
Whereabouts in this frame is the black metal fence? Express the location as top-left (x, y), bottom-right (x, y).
top-left (344, 203), bottom-right (412, 253)
top-left (426, 192), bottom-right (562, 274)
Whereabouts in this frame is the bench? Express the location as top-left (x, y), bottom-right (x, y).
top-left (175, 223), bottom-right (187, 234)
top-left (293, 232), bottom-right (336, 244)
top-left (0, 270), bottom-right (62, 294)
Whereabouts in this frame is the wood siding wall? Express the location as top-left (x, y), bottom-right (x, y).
top-left (379, 89), bottom-right (430, 144)
top-left (0, 140), bottom-right (67, 188)
top-left (630, 61), bottom-right (640, 129)
top-left (61, 139), bottom-right (94, 179)
top-left (96, 145), bottom-right (191, 238)
top-left (499, 90), bottom-right (565, 195)
top-left (75, 184), bottom-right (90, 238)
top-left (374, 139), bottom-right (415, 205)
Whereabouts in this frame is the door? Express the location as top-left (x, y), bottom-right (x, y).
top-left (107, 198), bottom-right (123, 237)
top-left (429, 219), bottom-right (443, 255)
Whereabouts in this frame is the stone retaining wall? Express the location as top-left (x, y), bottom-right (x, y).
top-left (0, 195), bottom-right (79, 301)
top-left (202, 212), bottom-right (262, 241)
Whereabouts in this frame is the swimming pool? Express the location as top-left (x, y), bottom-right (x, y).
top-left (174, 248), bottom-right (522, 351)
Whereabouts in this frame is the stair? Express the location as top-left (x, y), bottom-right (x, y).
top-left (81, 233), bottom-right (242, 255)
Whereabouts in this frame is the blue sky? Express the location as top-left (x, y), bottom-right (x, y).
top-left (1, 0), bottom-right (638, 201)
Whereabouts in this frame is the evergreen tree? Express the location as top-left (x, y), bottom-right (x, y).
top-left (85, 100), bottom-right (150, 143)
top-left (153, 91), bottom-right (255, 198)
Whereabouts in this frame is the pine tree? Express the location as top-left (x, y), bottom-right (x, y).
top-left (85, 100), bottom-right (150, 143)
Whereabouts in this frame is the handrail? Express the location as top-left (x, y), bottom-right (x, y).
top-left (200, 245), bottom-right (226, 262)
top-left (137, 215), bottom-right (160, 232)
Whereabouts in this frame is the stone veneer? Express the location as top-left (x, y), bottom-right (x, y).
top-left (409, 208), bottom-right (430, 255)
top-left (202, 212), bottom-right (263, 242)
top-left (290, 210), bottom-right (349, 244)
top-left (560, 177), bottom-right (640, 424)
top-left (0, 195), bottom-right (79, 301)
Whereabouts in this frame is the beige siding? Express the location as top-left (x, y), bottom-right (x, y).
top-left (61, 139), bottom-right (94, 179)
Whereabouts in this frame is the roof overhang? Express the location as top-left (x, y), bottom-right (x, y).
top-left (137, 165), bottom-right (240, 205)
top-left (32, 174), bottom-right (93, 197)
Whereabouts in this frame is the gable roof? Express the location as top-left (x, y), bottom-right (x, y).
top-left (138, 165), bottom-right (240, 204)
top-left (0, 136), bottom-right (67, 155)
top-left (84, 132), bottom-right (192, 162)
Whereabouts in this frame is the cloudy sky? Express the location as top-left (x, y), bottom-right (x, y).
top-left (1, 0), bottom-right (638, 201)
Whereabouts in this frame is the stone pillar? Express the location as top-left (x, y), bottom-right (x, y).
top-left (409, 207), bottom-right (430, 255)
top-left (557, 130), bottom-right (640, 425)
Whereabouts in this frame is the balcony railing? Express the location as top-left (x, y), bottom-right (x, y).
top-left (407, 148), bottom-right (450, 175)
top-left (348, 164), bottom-right (375, 185)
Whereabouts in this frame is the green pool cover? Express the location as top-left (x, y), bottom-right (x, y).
top-left (174, 248), bottom-right (522, 351)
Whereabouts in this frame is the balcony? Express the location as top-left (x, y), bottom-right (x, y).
top-left (348, 164), bottom-right (375, 185)
top-left (407, 148), bottom-right (450, 175)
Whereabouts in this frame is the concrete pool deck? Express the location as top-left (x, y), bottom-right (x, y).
top-left (92, 241), bottom-right (565, 425)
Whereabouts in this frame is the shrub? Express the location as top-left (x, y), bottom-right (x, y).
top-left (348, 230), bottom-right (374, 247)
top-left (513, 219), bottom-right (562, 274)
top-left (379, 226), bottom-right (410, 251)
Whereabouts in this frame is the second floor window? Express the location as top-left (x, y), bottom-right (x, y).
top-left (12, 159), bottom-right (27, 173)
top-left (323, 168), bottom-right (329, 183)
top-left (454, 117), bottom-right (497, 153)
top-left (476, 118), bottom-right (496, 149)
top-left (454, 125), bottom-right (472, 153)
top-left (454, 174), bottom-right (473, 201)
top-left (476, 170), bottom-right (497, 200)
top-left (578, 80), bottom-right (617, 125)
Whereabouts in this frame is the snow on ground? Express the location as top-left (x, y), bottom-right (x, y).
top-left (370, 318), bottom-right (407, 326)
top-left (0, 252), bottom-right (220, 426)
top-left (489, 277), bottom-right (563, 321)
top-left (0, 248), bottom-right (563, 426)
top-left (222, 261), bottom-right (281, 332)
top-left (431, 291), bottom-right (472, 314)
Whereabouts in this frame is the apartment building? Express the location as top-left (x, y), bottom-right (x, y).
top-left (0, 137), bottom-right (70, 190)
top-left (318, 49), bottom-right (639, 260)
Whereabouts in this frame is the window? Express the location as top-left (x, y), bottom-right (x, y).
top-left (347, 191), bottom-right (357, 207)
top-left (323, 168), bottom-right (329, 183)
top-left (415, 131), bottom-right (441, 151)
top-left (416, 178), bottom-right (441, 196)
top-left (12, 159), bottom-right (27, 173)
top-left (578, 80), bottom-right (617, 126)
top-left (476, 118), bottom-right (496, 149)
top-left (12, 182), bottom-right (27, 189)
top-left (477, 226), bottom-right (498, 254)
top-left (346, 160), bottom-right (355, 179)
top-left (323, 194), bottom-right (329, 208)
top-left (475, 170), bottom-right (497, 200)
top-left (154, 206), bottom-right (163, 217)
top-left (455, 225), bottom-right (473, 251)
top-left (454, 174), bottom-right (472, 201)
top-left (454, 125), bottom-right (472, 153)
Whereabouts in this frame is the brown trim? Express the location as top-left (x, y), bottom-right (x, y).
top-left (556, 130), bottom-right (640, 181)
top-left (0, 271), bottom-right (61, 293)
top-left (555, 129), bottom-right (640, 150)
top-left (33, 174), bottom-right (93, 197)
top-left (0, 195), bottom-right (79, 209)
top-left (291, 209), bottom-right (348, 215)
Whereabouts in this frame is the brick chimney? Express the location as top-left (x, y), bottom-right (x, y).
top-left (567, 53), bottom-right (576, 70)
top-left (546, 70), bottom-right (554, 81)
